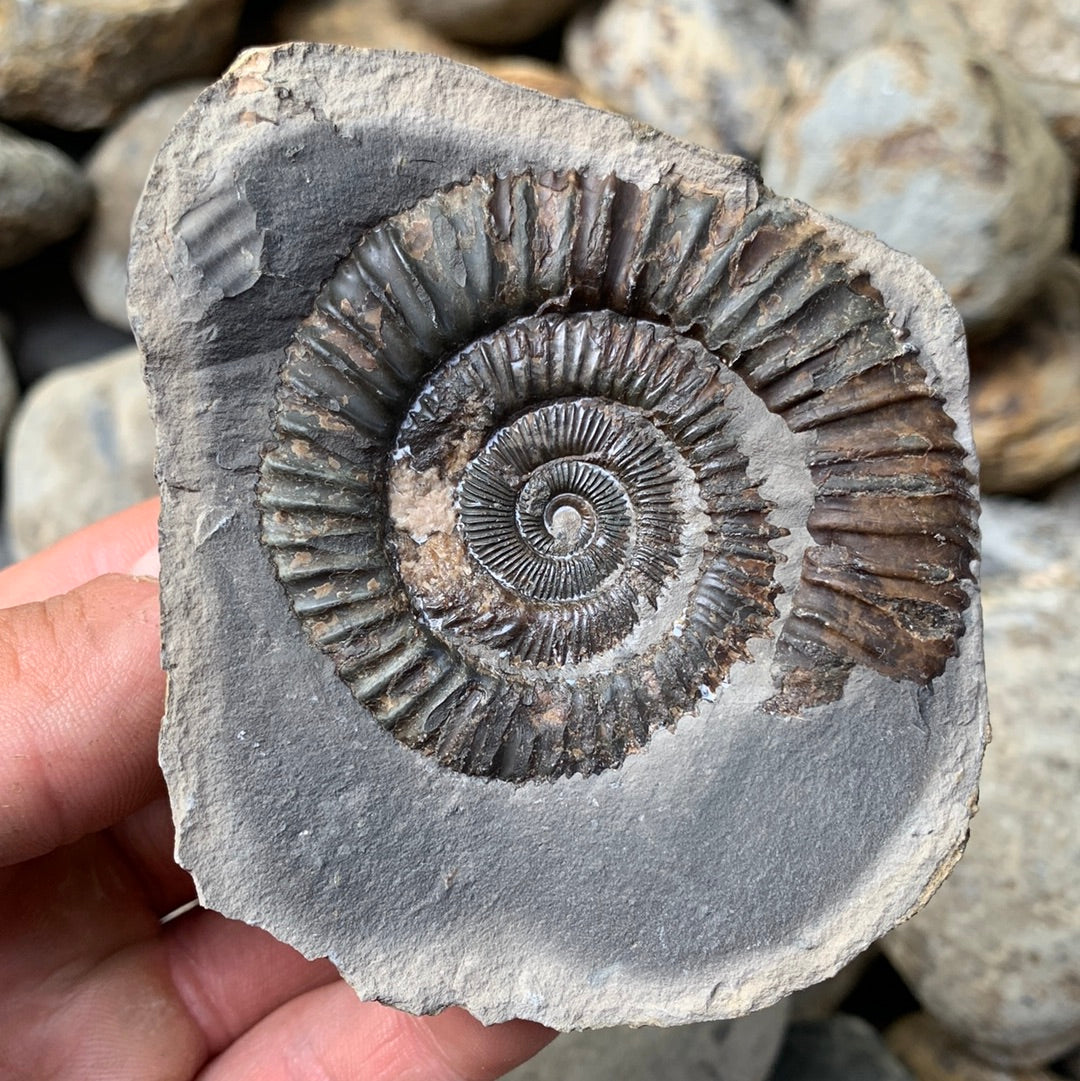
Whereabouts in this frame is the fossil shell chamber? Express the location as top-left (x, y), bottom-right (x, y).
top-left (131, 47), bottom-right (988, 1029)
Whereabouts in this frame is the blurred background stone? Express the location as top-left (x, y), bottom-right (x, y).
top-left (0, 318), bottom-right (16, 443)
top-left (397, 0), bottom-right (582, 47)
top-left (0, 124), bottom-right (91, 270)
top-left (0, 0), bottom-right (245, 130)
top-left (886, 1013), bottom-right (1066, 1081)
top-left (273, 0), bottom-right (474, 60)
top-left (969, 256), bottom-right (1080, 494)
top-left (762, 33), bottom-right (1073, 334)
top-left (3, 346), bottom-right (155, 559)
top-left (74, 81), bottom-right (206, 330)
top-left (507, 1003), bottom-right (789, 1081)
top-left (884, 487), bottom-right (1080, 1068)
top-left (769, 1015), bottom-right (914, 1081)
top-left (565, 0), bottom-right (799, 158)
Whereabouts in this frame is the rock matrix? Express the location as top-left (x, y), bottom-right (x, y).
top-left (130, 45), bottom-right (986, 1030)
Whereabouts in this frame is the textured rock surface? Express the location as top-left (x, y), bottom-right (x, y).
top-left (506, 1002), bottom-right (788, 1081)
top-left (0, 0), bottom-right (243, 130)
top-left (762, 35), bottom-right (1073, 334)
top-left (770, 1015), bottom-right (914, 1081)
top-left (886, 1014), bottom-right (1064, 1081)
top-left (396, 0), bottom-right (582, 46)
top-left (131, 45), bottom-right (986, 1029)
top-left (0, 124), bottom-right (91, 270)
top-left (3, 346), bottom-right (155, 558)
top-left (968, 257), bottom-right (1080, 494)
top-left (566, 0), bottom-right (799, 159)
top-left (75, 82), bottom-right (205, 330)
top-left (885, 488), bottom-right (1080, 1067)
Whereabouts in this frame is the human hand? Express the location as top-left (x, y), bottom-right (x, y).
top-left (0, 498), bottom-right (555, 1080)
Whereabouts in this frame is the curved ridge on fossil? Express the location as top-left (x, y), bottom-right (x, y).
top-left (257, 169), bottom-right (978, 781)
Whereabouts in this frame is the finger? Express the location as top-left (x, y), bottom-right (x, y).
top-left (109, 796), bottom-right (197, 918)
top-left (196, 981), bottom-right (555, 1081)
top-left (164, 908), bottom-right (340, 1056)
top-left (0, 497), bottom-right (159, 610)
top-left (0, 574), bottom-right (165, 866)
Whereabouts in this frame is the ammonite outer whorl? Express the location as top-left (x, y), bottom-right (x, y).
top-left (132, 47), bottom-right (987, 1029)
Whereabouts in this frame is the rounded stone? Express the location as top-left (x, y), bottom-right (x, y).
top-left (0, 0), bottom-right (244, 130)
top-left (74, 81), bottom-right (206, 330)
top-left (395, 0), bottom-right (582, 46)
top-left (0, 124), bottom-right (91, 270)
top-left (0, 320), bottom-right (17, 444)
top-left (762, 36), bottom-right (1073, 334)
top-left (505, 1002), bottom-right (789, 1081)
top-left (3, 346), bottom-right (155, 558)
top-left (886, 1013), bottom-right (1066, 1081)
top-left (565, 0), bottom-right (800, 159)
top-left (130, 46), bottom-right (986, 1029)
top-left (273, 0), bottom-right (473, 60)
top-left (770, 1015), bottom-right (915, 1081)
top-left (884, 487), bottom-right (1080, 1067)
top-left (968, 257), bottom-right (1080, 494)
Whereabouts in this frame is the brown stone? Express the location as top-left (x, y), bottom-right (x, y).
top-left (0, 0), bottom-right (244, 130)
top-left (886, 1014), bottom-right (1063, 1081)
top-left (969, 256), bottom-right (1080, 494)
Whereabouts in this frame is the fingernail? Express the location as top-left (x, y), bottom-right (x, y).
top-left (129, 545), bottom-right (161, 579)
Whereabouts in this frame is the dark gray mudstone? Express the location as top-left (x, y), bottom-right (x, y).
top-left (130, 46), bottom-right (986, 1029)
top-left (770, 1016), bottom-right (915, 1081)
top-left (506, 1002), bottom-right (789, 1081)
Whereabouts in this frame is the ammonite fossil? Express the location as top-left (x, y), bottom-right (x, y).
top-left (131, 46), bottom-right (987, 1029)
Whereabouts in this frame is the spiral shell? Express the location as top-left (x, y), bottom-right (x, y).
top-left (256, 170), bottom-right (977, 783)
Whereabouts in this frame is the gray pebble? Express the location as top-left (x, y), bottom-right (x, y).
top-left (0, 0), bottom-right (243, 130)
top-left (762, 34), bottom-right (1073, 334)
top-left (0, 124), bottom-right (91, 270)
top-left (506, 1003), bottom-right (789, 1081)
top-left (884, 488), bottom-right (1080, 1067)
top-left (3, 346), bottom-right (155, 558)
top-left (770, 1015), bottom-right (914, 1081)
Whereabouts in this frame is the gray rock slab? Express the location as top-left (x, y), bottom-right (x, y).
top-left (0, 0), bottom-right (243, 130)
top-left (884, 488), bottom-right (1080, 1067)
top-left (762, 30), bottom-right (1073, 335)
top-left (3, 345), bottom-right (155, 558)
top-left (0, 124), bottom-right (91, 270)
top-left (770, 1015), bottom-right (915, 1081)
top-left (75, 81), bottom-right (207, 331)
top-left (130, 45), bottom-right (987, 1029)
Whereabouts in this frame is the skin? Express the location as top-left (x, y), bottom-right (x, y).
top-left (0, 498), bottom-right (555, 1081)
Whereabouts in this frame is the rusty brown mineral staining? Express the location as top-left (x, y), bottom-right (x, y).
top-left (256, 170), bottom-right (978, 781)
